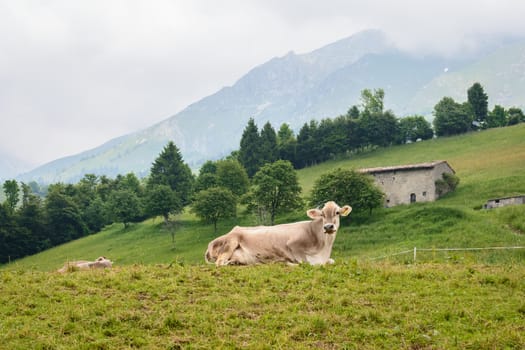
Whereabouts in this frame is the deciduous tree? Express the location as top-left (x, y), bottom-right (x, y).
top-left (107, 189), bottom-right (141, 228)
top-left (2, 180), bottom-right (20, 212)
top-left (507, 107), bottom-right (525, 125)
top-left (486, 105), bottom-right (507, 128)
top-left (45, 184), bottom-right (88, 243)
top-left (216, 159), bottom-right (249, 197)
top-left (359, 110), bottom-right (400, 147)
top-left (192, 187), bottom-right (236, 233)
top-left (398, 115), bottom-right (434, 143)
top-left (310, 168), bottom-right (384, 216)
top-left (433, 97), bottom-right (473, 136)
top-left (144, 184), bottom-right (181, 224)
top-left (18, 182), bottom-right (49, 252)
top-left (250, 160), bottom-right (303, 225)
top-left (361, 88), bottom-right (384, 115)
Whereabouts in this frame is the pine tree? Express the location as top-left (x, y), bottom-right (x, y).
top-left (467, 82), bottom-right (488, 128)
top-left (148, 141), bottom-right (194, 206)
top-left (239, 118), bottom-right (262, 177)
top-left (259, 121), bottom-right (278, 164)
top-left (277, 123), bottom-right (297, 165)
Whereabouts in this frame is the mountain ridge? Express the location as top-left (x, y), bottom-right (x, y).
top-left (15, 30), bottom-right (525, 184)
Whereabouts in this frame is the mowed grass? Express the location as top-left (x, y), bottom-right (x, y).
top-left (1, 263), bottom-right (524, 349)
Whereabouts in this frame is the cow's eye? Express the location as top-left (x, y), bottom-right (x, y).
top-left (336, 211), bottom-right (340, 215)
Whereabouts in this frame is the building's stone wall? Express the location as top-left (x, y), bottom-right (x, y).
top-left (363, 161), bottom-right (455, 207)
top-left (484, 196), bottom-right (525, 209)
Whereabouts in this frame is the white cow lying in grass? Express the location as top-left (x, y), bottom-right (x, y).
top-left (205, 201), bottom-right (352, 266)
top-left (57, 256), bottom-right (113, 273)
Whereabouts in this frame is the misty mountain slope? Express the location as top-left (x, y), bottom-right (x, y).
top-left (0, 152), bottom-right (33, 182)
top-left (302, 50), bottom-right (471, 119)
top-left (17, 30), bottom-right (525, 184)
top-left (17, 135), bottom-right (156, 184)
top-left (408, 42), bottom-right (525, 113)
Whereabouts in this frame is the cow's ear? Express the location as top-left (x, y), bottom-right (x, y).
top-left (339, 205), bottom-right (352, 216)
top-left (307, 208), bottom-right (322, 219)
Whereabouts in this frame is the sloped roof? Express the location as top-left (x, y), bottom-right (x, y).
top-left (360, 160), bottom-right (455, 174)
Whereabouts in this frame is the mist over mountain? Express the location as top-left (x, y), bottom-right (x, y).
top-left (0, 152), bottom-right (33, 182)
top-left (15, 29), bottom-right (525, 184)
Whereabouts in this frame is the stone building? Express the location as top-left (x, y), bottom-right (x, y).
top-left (483, 195), bottom-right (525, 209)
top-left (360, 161), bottom-right (456, 207)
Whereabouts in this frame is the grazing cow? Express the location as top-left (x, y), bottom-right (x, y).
top-left (57, 256), bottom-right (112, 273)
top-left (205, 201), bottom-right (352, 266)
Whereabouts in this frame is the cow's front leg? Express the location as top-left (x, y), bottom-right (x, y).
top-left (285, 240), bottom-right (308, 264)
top-left (215, 237), bottom-right (239, 266)
top-left (216, 253), bottom-right (231, 266)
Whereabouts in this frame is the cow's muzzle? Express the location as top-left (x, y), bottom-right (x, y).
top-left (324, 223), bottom-right (336, 234)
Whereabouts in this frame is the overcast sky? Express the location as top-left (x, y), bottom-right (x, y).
top-left (2, 0), bottom-right (525, 168)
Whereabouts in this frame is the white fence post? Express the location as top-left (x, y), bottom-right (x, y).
top-left (413, 247), bottom-right (417, 263)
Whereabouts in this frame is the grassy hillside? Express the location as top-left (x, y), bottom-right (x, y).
top-left (1, 125), bottom-right (524, 349)
top-left (5, 124), bottom-right (525, 271)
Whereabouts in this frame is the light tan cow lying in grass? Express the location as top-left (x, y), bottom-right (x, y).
top-left (205, 201), bottom-right (352, 266)
top-left (57, 256), bottom-right (113, 273)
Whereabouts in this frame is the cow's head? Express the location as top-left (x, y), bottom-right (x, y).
top-left (307, 201), bottom-right (352, 234)
top-left (94, 256), bottom-right (112, 268)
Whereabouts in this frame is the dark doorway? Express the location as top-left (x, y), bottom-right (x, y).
top-left (410, 193), bottom-right (416, 203)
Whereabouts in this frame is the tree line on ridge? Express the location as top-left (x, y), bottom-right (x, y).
top-left (237, 83), bottom-right (524, 176)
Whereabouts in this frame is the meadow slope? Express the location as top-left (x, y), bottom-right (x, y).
top-left (6, 124), bottom-right (525, 270)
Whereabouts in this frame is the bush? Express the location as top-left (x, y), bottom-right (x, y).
top-left (435, 173), bottom-right (460, 197)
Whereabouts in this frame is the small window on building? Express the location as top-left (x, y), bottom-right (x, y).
top-left (495, 199), bottom-right (500, 203)
top-left (422, 191), bottom-right (427, 197)
top-left (410, 193), bottom-right (416, 203)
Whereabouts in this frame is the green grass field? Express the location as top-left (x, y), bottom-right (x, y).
top-left (1, 125), bottom-right (524, 349)
top-left (1, 263), bottom-right (524, 349)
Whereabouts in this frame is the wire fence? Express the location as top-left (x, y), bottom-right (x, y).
top-left (371, 246), bottom-right (525, 263)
